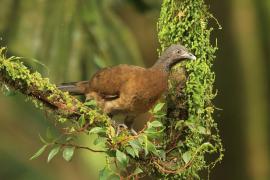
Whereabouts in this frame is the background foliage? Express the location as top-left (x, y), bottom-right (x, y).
top-left (0, 0), bottom-right (269, 179)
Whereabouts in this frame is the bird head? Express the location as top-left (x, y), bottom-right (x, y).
top-left (164, 44), bottom-right (196, 61)
top-left (153, 44), bottom-right (196, 72)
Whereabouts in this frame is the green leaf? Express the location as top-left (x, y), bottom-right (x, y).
top-left (85, 100), bottom-right (97, 107)
top-left (133, 167), bottom-right (143, 175)
top-left (185, 121), bottom-right (196, 130)
top-left (94, 55), bottom-right (107, 69)
top-left (149, 120), bottom-right (163, 128)
top-left (66, 136), bottom-right (74, 142)
top-left (62, 147), bottom-right (75, 162)
top-left (129, 140), bottom-right (141, 157)
top-left (157, 150), bottom-right (166, 160)
top-left (46, 127), bottom-right (53, 140)
top-left (47, 146), bottom-right (60, 163)
top-left (106, 150), bottom-right (116, 157)
top-left (58, 118), bottom-right (67, 123)
top-left (198, 126), bottom-right (208, 135)
top-left (38, 134), bottom-right (48, 144)
top-left (108, 126), bottom-right (116, 138)
top-left (143, 136), bottom-right (149, 156)
top-left (153, 103), bottom-right (165, 113)
top-left (108, 174), bottom-right (120, 180)
top-left (182, 151), bottom-right (192, 164)
top-left (94, 137), bottom-right (107, 146)
top-left (89, 127), bottom-right (106, 134)
top-left (99, 167), bottom-right (113, 180)
top-left (144, 127), bottom-right (163, 139)
top-left (147, 140), bottom-right (158, 156)
top-left (78, 114), bottom-right (86, 128)
top-left (116, 150), bottom-right (128, 167)
top-left (175, 120), bottom-right (185, 130)
top-left (129, 140), bottom-right (142, 150)
top-left (125, 146), bottom-right (136, 158)
top-left (30, 144), bottom-right (48, 160)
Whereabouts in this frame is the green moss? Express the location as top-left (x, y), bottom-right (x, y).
top-left (0, 47), bottom-right (110, 126)
top-left (158, 0), bottom-right (223, 178)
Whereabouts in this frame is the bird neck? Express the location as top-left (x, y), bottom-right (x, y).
top-left (150, 56), bottom-right (176, 73)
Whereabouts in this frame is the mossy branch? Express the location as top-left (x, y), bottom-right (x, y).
top-left (157, 0), bottom-right (224, 178)
top-left (0, 48), bottom-right (110, 127)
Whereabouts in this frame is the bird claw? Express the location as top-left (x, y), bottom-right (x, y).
top-left (116, 124), bottom-right (128, 136)
top-left (116, 124), bottom-right (138, 136)
top-left (130, 128), bottom-right (138, 136)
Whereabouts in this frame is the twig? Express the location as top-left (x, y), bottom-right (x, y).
top-left (55, 142), bottom-right (106, 153)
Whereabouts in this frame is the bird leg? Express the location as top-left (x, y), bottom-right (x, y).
top-left (90, 94), bottom-right (137, 135)
top-left (116, 123), bottom-right (128, 136)
top-left (113, 115), bottom-right (137, 136)
top-left (115, 122), bottom-right (137, 136)
top-left (124, 115), bottom-right (137, 135)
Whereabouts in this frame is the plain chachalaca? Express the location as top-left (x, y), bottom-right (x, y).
top-left (58, 44), bottom-right (196, 133)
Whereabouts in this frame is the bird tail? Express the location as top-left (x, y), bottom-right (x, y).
top-left (57, 81), bottom-right (89, 95)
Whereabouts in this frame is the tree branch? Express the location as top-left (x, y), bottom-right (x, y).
top-left (0, 48), bottom-right (109, 127)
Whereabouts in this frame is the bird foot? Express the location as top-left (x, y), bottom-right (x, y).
top-left (130, 128), bottom-right (138, 136)
top-left (116, 124), bottom-right (128, 136)
top-left (116, 124), bottom-right (138, 136)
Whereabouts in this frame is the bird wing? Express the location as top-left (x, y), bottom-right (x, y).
top-left (89, 64), bottom-right (145, 100)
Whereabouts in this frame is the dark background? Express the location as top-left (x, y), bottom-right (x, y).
top-left (0, 0), bottom-right (269, 179)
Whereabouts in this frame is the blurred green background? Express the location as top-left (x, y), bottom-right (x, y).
top-left (0, 0), bottom-right (269, 179)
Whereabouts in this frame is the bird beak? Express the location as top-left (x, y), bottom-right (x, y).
top-left (181, 52), bottom-right (196, 60)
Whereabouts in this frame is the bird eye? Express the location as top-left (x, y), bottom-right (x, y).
top-left (176, 50), bottom-right (181, 54)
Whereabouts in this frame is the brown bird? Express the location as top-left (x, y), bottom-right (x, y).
top-left (58, 44), bottom-right (196, 133)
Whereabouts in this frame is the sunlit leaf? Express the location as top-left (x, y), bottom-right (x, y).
top-left (182, 151), bottom-right (192, 164)
top-left (89, 127), bottom-right (106, 134)
top-left (143, 136), bottom-right (148, 156)
top-left (66, 136), bottom-right (74, 142)
top-left (99, 167), bottom-right (113, 180)
top-left (62, 147), bottom-right (75, 162)
top-left (47, 146), bottom-right (60, 163)
top-left (133, 167), bottom-right (143, 175)
top-left (129, 140), bottom-right (141, 157)
top-left (116, 150), bottom-right (128, 167)
top-left (78, 114), bottom-right (86, 128)
top-left (30, 144), bottom-right (48, 160)
top-left (198, 126), bottom-right (209, 135)
top-left (149, 120), bottom-right (163, 128)
top-left (84, 100), bottom-right (97, 108)
top-left (125, 146), bottom-right (136, 158)
top-left (153, 103), bottom-right (165, 113)
top-left (108, 126), bottom-right (116, 138)
top-left (94, 137), bottom-right (107, 146)
top-left (175, 120), bottom-right (185, 129)
top-left (39, 134), bottom-right (48, 144)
